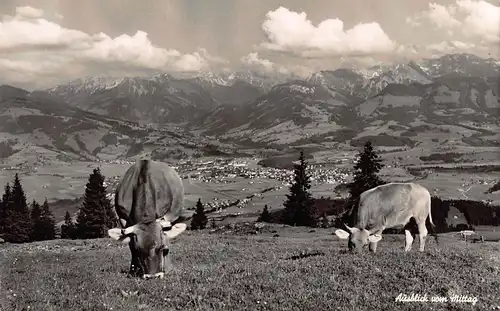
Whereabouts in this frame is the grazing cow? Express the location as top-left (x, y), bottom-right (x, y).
top-left (107, 160), bottom-right (187, 279)
top-left (459, 230), bottom-right (475, 241)
top-left (335, 182), bottom-right (435, 253)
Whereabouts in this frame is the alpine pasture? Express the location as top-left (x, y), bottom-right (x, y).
top-left (0, 147), bottom-right (500, 310)
top-left (1, 226), bottom-right (499, 310)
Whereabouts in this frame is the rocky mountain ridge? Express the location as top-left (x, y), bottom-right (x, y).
top-left (0, 53), bottom-right (497, 160)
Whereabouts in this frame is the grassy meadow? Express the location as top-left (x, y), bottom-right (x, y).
top-left (1, 225), bottom-right (499, 311)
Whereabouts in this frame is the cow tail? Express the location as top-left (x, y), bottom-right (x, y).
top-left (427, 196), bottom-right (439, 246)
top-left (429, 221), bottom-right (439, 245)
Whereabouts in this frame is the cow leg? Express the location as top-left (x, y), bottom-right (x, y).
top-left (129, 254), bottom-right (141, 277)
top-left (417, 221), bottom-right (428, 252)
top-left (404, 229), bottom-right (414, 252)
top-left (368, 241), bottom-right (378, 253)
top-left (128, 244), bottom-right (142, 277)
top-left (369, 229), bottom-right (384, 253)
top-left (163, 250), bottom-right (173, 274)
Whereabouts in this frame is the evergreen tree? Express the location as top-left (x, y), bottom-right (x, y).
top-left (282, 151), bottom-right (317, 227)
top-left (30, 200), bottom-right (42, 241)
top-left (344, 141), bottom-right (386, 224)
top-left (61, 211), bottom-right (76, 239)
top-left (39, 198), bottom-right (56, 240)
top-left (3, 174), bottom-right (32, 243)
top-left (0, 183), bottom-right (11, 240)
top-left (190, 198), bottom-right (208, 230)
top-left (257, 205), bottom-right (271, 223)
top-left (0, 184), bottom-right (7, 238)
top-left (76, 168), bottom-right (115, 239)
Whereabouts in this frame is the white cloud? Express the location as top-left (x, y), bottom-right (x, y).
top-left (15, 6), bottom-right (44, 19)
top-left (407, 3), bottom-right (461, 34)
top-left (241, 52), bottom-right (281, 73)
top-left (0, 6), bottom-right (224, 88)
top-left (408, 0), bottom-right (500, 45)
top-left (258, 6), bottom-right (396, 58)
top-left (426, 40), bottom-right (477, 54)
top-left (458, 0), bottom-right (500, 43)
top-left (239, 52), bottom-right (317, 77)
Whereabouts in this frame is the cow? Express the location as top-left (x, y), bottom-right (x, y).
top-left (459, 230), bottom-right (475, 242)
top-left (334, 182), bottom-right (435, 253)
top-left (107, 160), bottom-right (187, 279)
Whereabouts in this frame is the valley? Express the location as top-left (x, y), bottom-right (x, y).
top-left (0, 146), bottom-right (499, 226)
top-left (0, 52), bottom-right (499, 228)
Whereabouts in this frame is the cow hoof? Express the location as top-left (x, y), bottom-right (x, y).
top-left (143, 272), bottom-right (165, 280)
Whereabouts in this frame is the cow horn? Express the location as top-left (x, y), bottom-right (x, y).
top-left (344, 223), bottom-right (353, 232)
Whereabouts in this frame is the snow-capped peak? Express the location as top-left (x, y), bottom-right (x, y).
top-left (50, 76), bottom-right (124, 94)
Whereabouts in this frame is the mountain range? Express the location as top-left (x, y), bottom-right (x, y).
top-left (0, 53), bottom-right (498, 161)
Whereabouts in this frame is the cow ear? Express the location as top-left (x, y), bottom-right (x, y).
top-left (108, 228), bottom-right (124, 240)
top-left (335, 229), bottom-right (350, 240)
top-left (368, 234), bottom-right (382, 243)
top-left (108, 228), bottom-right (131, 244)
top-left (165, 223), bottom-right (187, 239)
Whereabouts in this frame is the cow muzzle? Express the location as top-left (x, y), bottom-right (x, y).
top-left (143, 272), bottom-right (165, 280)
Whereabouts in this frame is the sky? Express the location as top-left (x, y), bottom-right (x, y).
top-left (0, 0), bottom-right (499, 89)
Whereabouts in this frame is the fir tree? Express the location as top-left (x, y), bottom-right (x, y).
top-left (39, 198), bottom-right (56, 240)
top-left (76, 168), bottom-right (115, 239)
top-left (282, 151), bottom-right (317, 227)
top-left (344, 141), bottom-right (386, 224)
top-left (30, 200), bottom-right (42, 241)
top-left (190, 198), bottom-right (208, 230)
top-left (3, 174), bottom-right (32, 243)
top-left (0, 183), bottom-right (11, 240)
top-left (61, 211), bottom-right (76, 239)
top-left (257, 205), bottom-right (271, 223)
top-left (0, 183), bottom-right (8, 238)
top-left (348, 141), bottom-right (385, 199)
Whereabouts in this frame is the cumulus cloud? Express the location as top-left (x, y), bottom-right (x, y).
top-left (408, 0), bottom-right (500, 45)
top-left (0, 6), bottom-right (224, 89)
top-left (406, 3), bottom-right (461, 34)
top-left (239, 52), bottom-right (319, 78)
top-left (426, 40), bottom-right (477, 55)
top-left (240, 52), bottom-right (289, 74)
top-left (15, 6), bottom-right (45, 19)
top-left (258, 7), bottom-right (396, 58)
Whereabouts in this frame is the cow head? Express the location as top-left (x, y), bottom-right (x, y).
top-left (335, 224), bottom-right (382, 252)
top-left (108, 218), bottom-right (186, 278)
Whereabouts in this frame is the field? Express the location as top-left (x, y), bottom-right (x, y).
top-left (0, 146), bottom-right (500, 310)
top-left (1, 225), bottom-right (499, 311)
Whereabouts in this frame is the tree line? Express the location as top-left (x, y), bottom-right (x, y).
top-left (257, 141), bottom-right (500, 232)
top-left (0, 165), bottom-right (216, 243)
top-left (0, 174), bottom-right (56, 243)
top-left (1, 140), bottom-right (498, 243)
top-left (0, 167), bottom-right (118, 243)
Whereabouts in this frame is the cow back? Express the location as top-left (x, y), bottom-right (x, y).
top-left (114, 160), bottom-right (184, 226)
top-left (356, 182), bottom-right (421, 230)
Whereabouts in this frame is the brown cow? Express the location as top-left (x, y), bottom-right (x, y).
top-left (108, 160), bottom-right (186, 279)
top-left (335, 182), bottom-right (435, 253)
